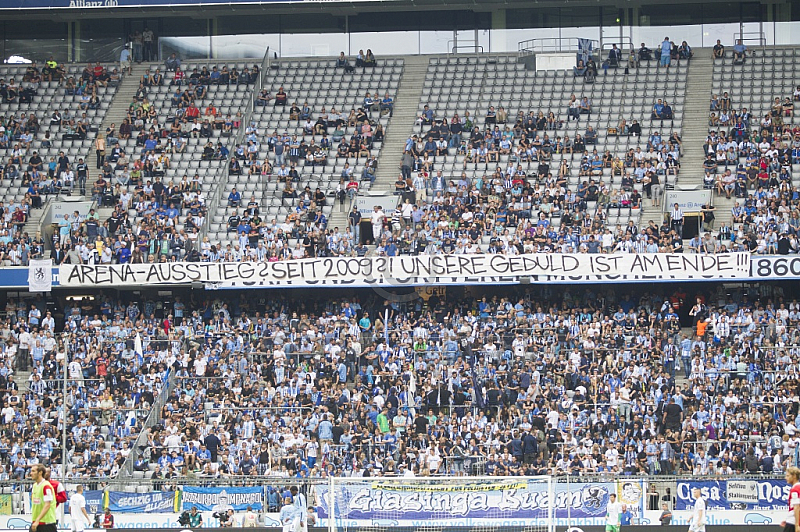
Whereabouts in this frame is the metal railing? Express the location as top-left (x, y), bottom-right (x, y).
top-left (448, 41), bottom-right (484, 55)
top-left (119, 369), bottom-right (178, 477)
top-left (0, 473), bottom-right (784, 495)
top-left (518, 37), bottom-right (599, 56)
top-left (733, 31), bottom-right (768, 50)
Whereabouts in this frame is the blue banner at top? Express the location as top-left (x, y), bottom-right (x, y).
top-left (676, 480), bottom-right (789, 510)
top-left (182, 486), bottom-right (263, 512)
top-left (106, 491), bottom-right (180, 514)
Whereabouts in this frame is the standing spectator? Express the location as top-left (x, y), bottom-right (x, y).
top-left (119, 46), bottom-right (132, 76)
top-left (660, 37), bottom-right (671, 68)
top-left (131, 31), bottom-right (143, 63)
top-left (370, 205), bottom-right (385, 244)
top-left (669, 203), bottom-right (684, 237)
top-left (349, 205), bottom-right (361, 243)
top-left (142, 27), bottom-right (155, 62)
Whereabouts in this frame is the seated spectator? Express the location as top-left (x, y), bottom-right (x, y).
top-left (418, 104), bottom-right (434, 126)
top-left (662, 101), bottom-right (674, 120)
top-left (638, 43), bottom-right (652, 61)
top-left (485, 106), bottom-right (496, 126)
top-left (275, 86), bottom-right (287, 107)
top-left (165, 53), bottom-right (181, 72)
top-left (580, 96), bottom-right (591, 116)
top-left (584, 126), bottom-right (597, 145)
top-left (363, 49), bottom-right (376, 67)
top-left (733, 39), bottom-right (747, 63)
top-left (678, 41), bottom-right (693, 60)
top-left (567, 94), bottom-right (580, 121)
top-left (380, 92), bottom-right (394, 117)
top-left (573, 60), bottom-right (587, 77)
top-left (651, 99), bottom-right (666, 119)
top-left (713, 40), bottom-right (725, 59)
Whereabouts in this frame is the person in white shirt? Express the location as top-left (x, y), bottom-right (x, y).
top-left (69, 485), bottom-right (91, 532)
top-left (290, 486), bottom-right (307, 532)
top-left (279, 497), bottom-right (297, 532)
top-left (371, 205), bottom-right (385, 244)
top-left (242, 505), bottom-right (258, 528)
top-left (605, 493), bottom-right (623, 532)
top-left (689, 487), bottom-right (706, 532)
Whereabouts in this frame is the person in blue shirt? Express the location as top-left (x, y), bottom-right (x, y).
top-left (228, 188), bottom-right (241, 207)
top-left (279, 497), bottom-right (297, 532)
top-left (118, 245), bottom-right (131, 263)
top-left (620, 505), bottom-right (632, 525)
top-left (216, 143), bottom-right (229, 160)
top-left (660, 37), bottom-right (671, 68)
top-left (419, 104), bottom-right (434, 126)
top-left (119, 46), bottom-right (131, 75)
top-left (733, 39), bottom-right (747, 62)
top-left (381, 92), bottom-right (394, 117)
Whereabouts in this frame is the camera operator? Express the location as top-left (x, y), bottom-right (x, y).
top-left (186, 507), bottom-right (203, 528)
top-left (213, 509), bottom-right (235, 528)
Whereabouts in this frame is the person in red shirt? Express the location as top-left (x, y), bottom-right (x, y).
top-left (784, 467), bottom-right (800, 532)
top-left (95, 355), bottom-right (108, 378)
top-left (43, 468), bottom-right (67, 507)
top-left (102, 508), bottom-right (114, 529)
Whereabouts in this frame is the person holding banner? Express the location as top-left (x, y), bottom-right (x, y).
top-left (290, 486), bottom-right (307, 532)
top-left (688, 487), bottom-right (706, 532)
top-left (279, 496), bottom-right (297, 532)
top-left (783, 466), bottom-right (800, 532)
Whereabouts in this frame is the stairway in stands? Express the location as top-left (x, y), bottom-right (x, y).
top-left (370, 55), bottom-right (429, 192)
top-left (84, 64), bottom-right (151, 182)
top-left (327, 55), bottom-right (429, 234)
top-left (678, 50), bottom-right (723, 231)
top-left (91, 64), bottom-right (152, 221)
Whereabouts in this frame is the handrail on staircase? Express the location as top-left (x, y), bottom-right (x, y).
top-left (198, 47), bottom-right (270, 245)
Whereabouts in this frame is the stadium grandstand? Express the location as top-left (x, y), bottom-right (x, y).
top-left (0, 0), bottom-right (798, 530)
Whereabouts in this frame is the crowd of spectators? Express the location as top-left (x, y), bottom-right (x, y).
top-left (0, 61), bottom-right (123, 266)
top-left (4, 280), bottom-right (779, 481)
top-left (699, 87), bottom-right (800, 254)
top-left (0, 294), bottom-right (177, 480)
top-left (46, 58), bottom-right (279, 265)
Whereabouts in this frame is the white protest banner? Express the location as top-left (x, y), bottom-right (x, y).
top-left (750, 256), bottom-right (800, 279)
top-left (28, 259), bottom-right (53, 292)
top-left (726, 480), bottom-right (759, 504)
top-left (59, 252), bottom-right (751, 288)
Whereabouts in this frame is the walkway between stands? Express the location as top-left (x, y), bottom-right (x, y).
top-left (83, 64), bottom-right (151, 186)
top-left (679, 49), bottom-right (714, 198)
top-left (371, 55), bottom-right (429, 192)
